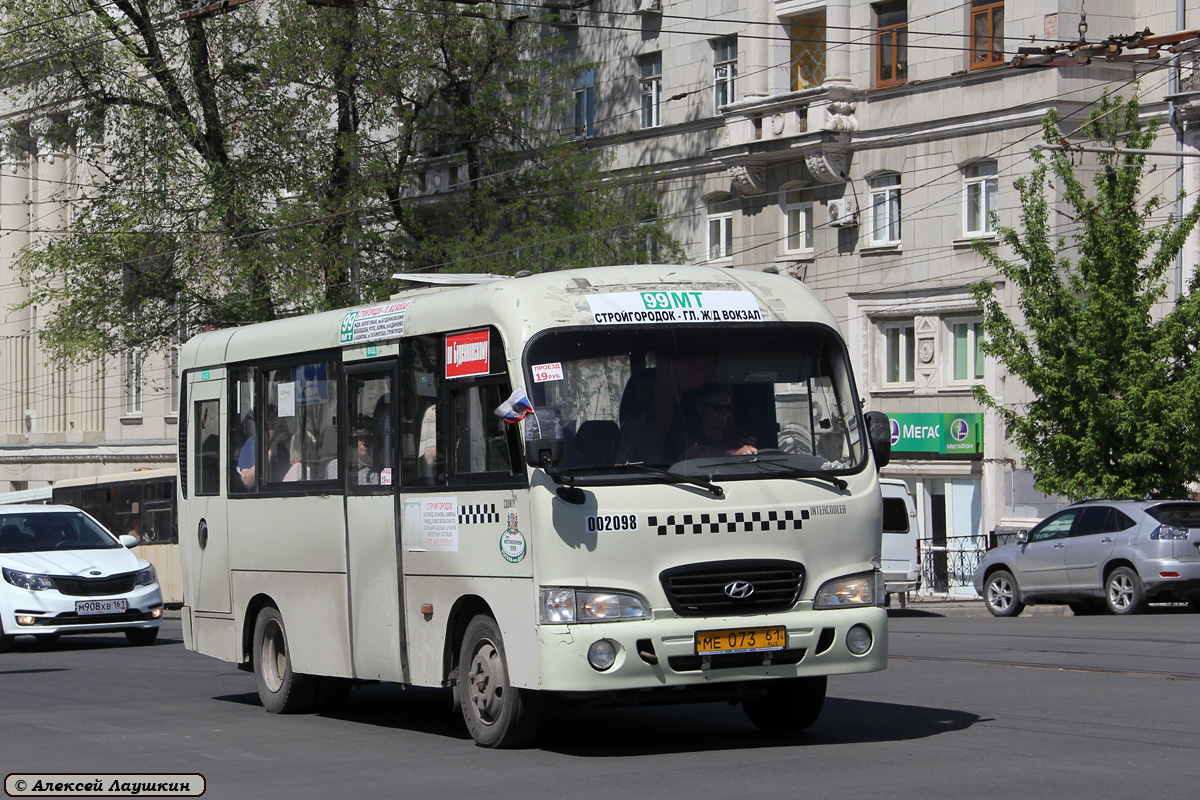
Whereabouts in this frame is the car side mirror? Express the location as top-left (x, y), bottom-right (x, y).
top-left (524, 407), bottom-right (564, 470)
top-left (1016, 530), bottom-right (1029, 543)
top-left (864, 411), bottom-right (891, 470)
top-left (118, 534), bottom-right (138, 548)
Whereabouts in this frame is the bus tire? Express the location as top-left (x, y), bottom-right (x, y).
top-left (125, 628), bottom-right (158, 646)
top-left (458, 615), bottom-right (542, 748)
top-left (742, 676), bottom-right (827, 733)
top-left (253, 606), bottom-right (317, 714)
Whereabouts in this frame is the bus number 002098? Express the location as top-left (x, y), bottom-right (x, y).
top-left (586, 514), bottom-right (638, 532)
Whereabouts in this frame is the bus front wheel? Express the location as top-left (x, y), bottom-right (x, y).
top-left (253, 606), bottom-right (317, 714)
top-left (457, 615), bottom-right (542, 748)
top-left (742, 676), bottom-right (827, 733)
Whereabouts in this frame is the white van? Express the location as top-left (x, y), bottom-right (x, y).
top-left (880, 479), bottom-right (921, 606)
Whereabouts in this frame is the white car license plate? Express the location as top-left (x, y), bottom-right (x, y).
top-left (76, 599), bottom-right (128, 616)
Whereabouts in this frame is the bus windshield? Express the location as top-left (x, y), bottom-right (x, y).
top-left (524, 323), bottom-right (866, 481)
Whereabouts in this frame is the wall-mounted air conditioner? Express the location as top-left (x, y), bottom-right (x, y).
top-left (828, 197), bottom-right (858, 227)
top-left (634, 0), bottom-right (662, 14)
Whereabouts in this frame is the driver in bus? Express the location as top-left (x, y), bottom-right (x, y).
top-left (681, 383), bottom-right (758, 459)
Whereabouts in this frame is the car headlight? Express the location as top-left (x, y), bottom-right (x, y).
top-left (2, 566), bottom-right (56, 591)
top-left (813, 572), bottom-right (880, 609)
top-left (539, 588), bottom-right (650, 624)
top-left (134, 565), bottom-right (157, 587)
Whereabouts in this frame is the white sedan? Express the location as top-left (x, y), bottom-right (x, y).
top-left (0, 505), bottom-right (163, 650)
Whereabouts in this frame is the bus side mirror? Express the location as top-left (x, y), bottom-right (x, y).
top-left (864, 411), bottom-right (891, 470)
top-left (524, 407), bottom-right (564, 469)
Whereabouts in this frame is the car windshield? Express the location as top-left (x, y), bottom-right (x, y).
top-left (524, 323), bottom-right (866, 481)
top-left (0, 512), bottom-right (122, 553)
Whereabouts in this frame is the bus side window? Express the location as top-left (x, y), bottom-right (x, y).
top-left (401, 337), bottom-right (444, 487)
top-left (347, 369), bottom-right (395, 491)
top-left (230, 369), bottom-right (256, 494)
top-left (196, 398), bottom-right (221, 497)
top-left (448, 383), bottom-right (520, 477)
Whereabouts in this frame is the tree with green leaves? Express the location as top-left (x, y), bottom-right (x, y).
top-left (972, 90), bottom-right (1200, 500)
top-left (1, 1), bottom-right (680, 362)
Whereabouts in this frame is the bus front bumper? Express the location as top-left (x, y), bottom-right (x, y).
top-left (532, 604), bottom-right (887, 694)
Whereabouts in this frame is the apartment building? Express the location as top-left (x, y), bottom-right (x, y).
top-left (2, 1), bottom-right (1198, 592)
top-left (549, 0), bottom-right (1199, 590)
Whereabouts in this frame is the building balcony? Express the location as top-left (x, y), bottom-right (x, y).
top-left (709, 83), bottom-right (860, 195)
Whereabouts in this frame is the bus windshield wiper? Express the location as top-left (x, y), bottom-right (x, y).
top-left (553, 462), bottom-right (724, 499)
top-left (720, 455), bottom-right (848, 491)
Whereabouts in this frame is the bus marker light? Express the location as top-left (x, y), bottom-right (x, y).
top-left (421, 604), bottom-right (434, 616)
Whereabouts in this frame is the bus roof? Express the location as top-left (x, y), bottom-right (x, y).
top-left (182, 265), bottom-right (838, 369)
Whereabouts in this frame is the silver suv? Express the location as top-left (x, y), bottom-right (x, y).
top-left (973, 499), bottom-right (1200, 616)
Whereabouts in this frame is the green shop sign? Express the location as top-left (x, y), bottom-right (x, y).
top-left (888, 413), bottom-right (983, 458)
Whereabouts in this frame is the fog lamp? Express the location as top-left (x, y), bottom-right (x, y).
top-left (846, 624), bottom-right (873, 656)
top-left (587, 639), bottom-right (618, 671)
top-left (16, 615), bottom-right (35, 626)
top-left (151, 608), bottom-right (163, 619)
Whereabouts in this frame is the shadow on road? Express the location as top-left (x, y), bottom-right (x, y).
top-left (213, 683), bottom-right (981, 754)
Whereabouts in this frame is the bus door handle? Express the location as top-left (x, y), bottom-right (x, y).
top-left (198, 520), bottom-right (208, 550)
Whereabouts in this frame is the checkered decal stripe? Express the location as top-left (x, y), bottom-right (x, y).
top-left (458, 504), bottom-right (500, 525)
top-left (648, 509), bottom-right (809, 535)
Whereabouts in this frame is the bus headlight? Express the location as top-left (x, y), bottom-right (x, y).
top-left (2, 567), bottom-right (55, 591)
top-left (539, 588), bottom-right (650, 624)
top-left (813, 572), bottom-right (879, 609)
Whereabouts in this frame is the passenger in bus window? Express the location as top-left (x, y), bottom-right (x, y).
top-left (349, 431), bottom-right (378, 486)
top-left (237, 435), bottom-right (257, 489)
top-left (678, 383), bottom-right (758, 460)
top-left (265, 412), bottom-right (292, 483)
top-left (281, 434), bottom-right (305, 482)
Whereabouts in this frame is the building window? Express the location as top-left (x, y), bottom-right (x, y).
top-left (964, 161), bottom-right (998, 235)
top-left (782, 187), bottom-right (814, 253)
top-left (875, 1), bottom-right (908, 88)
top-left (573, 68), bottom-right (595, 140)
top-left (869, 173), bottom-right (902, 245)
top-left (707, 196), bottom-right (734, 261)
top-left (640, 53), bottom-right (662, 129)
top-left (952, 319), bottom-right (985, 382)
top-left (510, 0), bottom-right (534, 17)
top-left (124, 348), bottom-right (144, 415)
top-left (713, 37), bottom-right (737, 112)
top-left (791, 10), bottom-right (827, 90)
top-left (883, 322), bottom-right (915, 386)
top-left (971, 0), bottom-right (1005, 69)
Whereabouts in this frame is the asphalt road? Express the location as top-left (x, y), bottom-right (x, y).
top-left (2, 610), bottom-right (1197, 800)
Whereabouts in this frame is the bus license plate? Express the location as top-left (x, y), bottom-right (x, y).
top-left (695, 626), bottom-right (787, 655)
top-left (76, 599), bottom-right (127, 616)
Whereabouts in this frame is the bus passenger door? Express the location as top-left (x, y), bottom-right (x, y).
top-left (181, 372), bottom-right (233, 620)
top-left (344, 360), bottom-right (407, 683)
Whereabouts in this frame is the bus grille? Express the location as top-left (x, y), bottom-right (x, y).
top-left (52, 574), bottom-right (136, 597)
top-left (659, 560), bottom-right (804, 617)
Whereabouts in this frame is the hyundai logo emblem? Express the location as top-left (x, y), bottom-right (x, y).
top-left (724, 580), bottom-right (755, 599)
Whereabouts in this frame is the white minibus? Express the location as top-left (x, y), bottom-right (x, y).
top-left (178, 265), bottom-right (893, 747)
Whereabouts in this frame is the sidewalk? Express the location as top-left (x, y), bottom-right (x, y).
top-left (890, 595), bottom-right (1070, 618)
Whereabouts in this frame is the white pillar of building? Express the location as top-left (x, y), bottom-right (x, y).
top-left (825, 0), bottom-right (852, 86)
top-left (742, 0), bottom-right (772, 99)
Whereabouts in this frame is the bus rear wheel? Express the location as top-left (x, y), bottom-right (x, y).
top-left (253, 606), bottom-right (317, 714)
top-left (742, 676), bottom-right (827, 733)
top-left (458, 615), bottom-right (542, 748)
